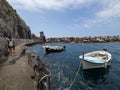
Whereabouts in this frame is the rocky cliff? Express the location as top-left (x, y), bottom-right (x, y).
top-left (0, 0), bottom-right (31, 39)
top-left (0, 37), bottom-right (8, 64)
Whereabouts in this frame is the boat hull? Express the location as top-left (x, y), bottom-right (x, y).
top-left (45, 47), bottom-right (64, 53)
top-left (43, 46), bottom-right (65, 53)
top-left (81, 60), bottom-right (110, 69)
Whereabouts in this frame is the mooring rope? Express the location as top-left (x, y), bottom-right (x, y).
top-left (39, 74), bottom-right (50, 83)
top-left (66, 61), bottom-right (81, 90)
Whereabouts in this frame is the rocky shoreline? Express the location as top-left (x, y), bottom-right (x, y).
top-left (46, 35), bottom-right (120, 43)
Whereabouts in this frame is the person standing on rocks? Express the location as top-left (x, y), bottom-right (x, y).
top-left (7, 36), bottom-right (15, 56)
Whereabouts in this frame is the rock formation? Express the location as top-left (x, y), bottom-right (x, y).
top-left (0, 37), bottom-right (8, 64)
top-left (0, 0), bottom-right (32, 39)
top-left (0, 0), bottom-right (33, 64)
top-left (27, 52), bottom-right (50, 90)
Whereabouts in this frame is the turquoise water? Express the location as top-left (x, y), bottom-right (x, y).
top-left (27, 42), bottom-right (120, 90)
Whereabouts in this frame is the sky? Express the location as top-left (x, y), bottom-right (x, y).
top-left (7, 0), bottom-right (120, 38)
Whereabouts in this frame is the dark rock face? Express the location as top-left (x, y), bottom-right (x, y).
top-left (0, 0), bottom-right (33, 64)
top-left (0, 0), bottom-right (32, 39)
top-left (27, 52), bottom-right (50, 90)
top-left (0, 37), bottom-right (9, 64)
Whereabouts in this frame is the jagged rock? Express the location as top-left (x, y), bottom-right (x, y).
top-left (0, 0), bottom-right (33, 63)
top-left (0, 0), bottom-right (32, 39)
top-left (0, 37), bottom-right (8, 64)
top-left (27, 52), bottom-right (50, 90)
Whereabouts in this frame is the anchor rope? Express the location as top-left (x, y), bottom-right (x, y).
top-left (67, 61), bottom-right (81, 90)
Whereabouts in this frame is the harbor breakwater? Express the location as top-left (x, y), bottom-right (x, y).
top-left (46, 35), bottom-right (120, 43)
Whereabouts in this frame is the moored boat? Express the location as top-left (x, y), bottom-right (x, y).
top-left (42, 45), bottom-right (65, 53)
top-left (79, 50), bottom-right (112, 69)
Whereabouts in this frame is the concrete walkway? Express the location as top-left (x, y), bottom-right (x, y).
top-left (0, 44), bottom-right (36, 90)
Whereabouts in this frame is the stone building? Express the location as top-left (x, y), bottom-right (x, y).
top-left (40, 31), bottom-right (46, 43)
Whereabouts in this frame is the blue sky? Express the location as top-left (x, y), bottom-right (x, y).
top-left (7, 0), bottom-right (120, 38)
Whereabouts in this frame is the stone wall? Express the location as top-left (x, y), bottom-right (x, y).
top-left (27, 52), bottom-right (50, 90)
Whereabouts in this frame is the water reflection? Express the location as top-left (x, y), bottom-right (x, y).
top-left (45, 51), bottom-right (64, 55)
top-left (80, 67), bottom-right (110, 88)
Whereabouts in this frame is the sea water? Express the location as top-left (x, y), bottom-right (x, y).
top-left (27, 42), bottom-right (120, 90)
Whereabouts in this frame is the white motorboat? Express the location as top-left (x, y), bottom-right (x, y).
top-left (79, 50), bottom-right (112, 69)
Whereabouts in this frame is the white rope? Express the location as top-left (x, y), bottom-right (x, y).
top-left (66, 61), bottom-right (81, 90)
top-left (39, 74), bottom-right (50, 83)
top-left (38, 71), bottom-right (51, 83)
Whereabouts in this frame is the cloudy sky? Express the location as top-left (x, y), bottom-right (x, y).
top-left (7, 0), bottom-right (120, 38)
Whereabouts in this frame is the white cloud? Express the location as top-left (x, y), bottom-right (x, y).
top-left (7, 0), bottom-right (120, 18)
top-left (82, 0), bottom-right (120, 28)
top-left (7, 0), bottom-right (96, 11)
top-left (7, 0), bottom-right (120, 29)
top-left (7, 0), bottom-right (38, 11)
top-left (97, 0), bottom-right (120, 19)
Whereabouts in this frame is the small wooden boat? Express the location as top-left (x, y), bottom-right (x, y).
top-left (42, 46), bottom-right (65, 53)
top-left (79, 50), bottom-right (112, 69)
